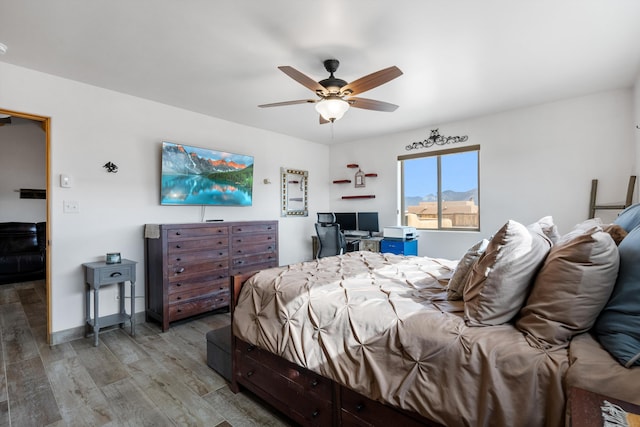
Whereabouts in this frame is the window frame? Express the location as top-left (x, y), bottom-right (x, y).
top-left (398, 144), bottom-right (480, 231)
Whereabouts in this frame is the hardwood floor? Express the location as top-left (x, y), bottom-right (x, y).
top-left (0, 280), bottom-right (293, 427)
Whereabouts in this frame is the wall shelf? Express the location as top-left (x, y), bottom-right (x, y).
top-left (342, 195), bottom-right (376, 199)
top-left (346, 163), bottom-right (359, 168)
top-left (333, 180), bottom-right (352, 184)
top-left (364, 173), bottom-right (378, 177)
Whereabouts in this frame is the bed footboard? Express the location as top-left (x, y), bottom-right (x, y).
top-left (229, 273), bottom-right (440, 427)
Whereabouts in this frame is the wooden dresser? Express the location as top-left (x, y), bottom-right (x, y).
top-left (145, 221), bottom-right (278, 331)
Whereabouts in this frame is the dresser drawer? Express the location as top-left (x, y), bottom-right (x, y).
top-left (167, 226), bottom-right (227, 240)
top-left (167, 249), bottom-right (229, 266)
top-left (231, 232), bottom-right (276, 246)
top-left (168, 292), bottom-right (229, 321)
top-left (168, 276), bottom-right (228, 298)
top-left (167, 260), bottom-right (229, 282)
top-left (232, 223), bottom-right (277, 235)
top-left (231, 241), bottom-right (277, 256)
top-left (167, 237), bottom-right (229, 254)
top-left (169, 281), bottom-right (228, 304)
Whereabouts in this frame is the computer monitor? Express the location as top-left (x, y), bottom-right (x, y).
top-left (334, 212), bottom-right (357, 233)
top-left (357, 212), bottom-right (379, 237)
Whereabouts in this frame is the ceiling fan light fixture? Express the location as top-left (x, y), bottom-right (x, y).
top-left (315, 96), bottom-right (349, 122)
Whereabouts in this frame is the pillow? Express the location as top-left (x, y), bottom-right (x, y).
top-left (614, 203), bottom-right (640, 232)
top-left (532, 216), bottom-right (561, 244)
top-left (594, 224), bottom-right (640, 367)
top-left (446, 239), bottom-right (489, 300)
top-left (516, 225), bottom-right (619, 349)
top-left (602, 224), bottom-right (628, 246)
top-left (463, 220), bottom-right (552, 326)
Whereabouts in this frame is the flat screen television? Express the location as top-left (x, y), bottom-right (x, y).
top-left (357, 212), bottom-right (379, 237)
top-left (161, 141), bottom-right (254, 206)
top-left (334, 212), bottom-right (358, 233)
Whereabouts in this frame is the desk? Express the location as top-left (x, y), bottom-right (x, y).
top-left (311, 235), bottom-right (370, 257)
top-left (83, 259), bottom-right (136, 346)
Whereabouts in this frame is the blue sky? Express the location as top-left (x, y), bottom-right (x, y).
top-left (404, 151), bottom-right (478, 197)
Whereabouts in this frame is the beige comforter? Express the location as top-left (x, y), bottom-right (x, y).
top-left (233, 251), bottom-right (569, 427)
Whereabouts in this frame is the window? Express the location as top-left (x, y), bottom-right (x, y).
top-left (399, 145), bottom-right (480, 231)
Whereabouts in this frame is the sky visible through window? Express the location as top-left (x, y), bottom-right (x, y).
top-left (404, 151), bottom-right (478, 198)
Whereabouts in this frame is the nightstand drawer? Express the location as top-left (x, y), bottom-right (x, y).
top-left (88, 262), bottom-right (135, 286)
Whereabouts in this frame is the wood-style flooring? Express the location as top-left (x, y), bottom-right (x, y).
top-left (0, 280), bottom-right (292, 427)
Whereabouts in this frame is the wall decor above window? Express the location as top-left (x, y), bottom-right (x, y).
top-left (405, 129), bottom-right (468, 151)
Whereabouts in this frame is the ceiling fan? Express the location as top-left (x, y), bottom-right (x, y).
top-left (258, 59), bottom-right (403, 124)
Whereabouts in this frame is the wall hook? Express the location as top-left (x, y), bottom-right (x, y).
top-left (103, 162), bottom-right (118, 173)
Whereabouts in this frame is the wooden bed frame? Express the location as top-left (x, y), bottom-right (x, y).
top-left (229, 272), bottom-right (441, 427)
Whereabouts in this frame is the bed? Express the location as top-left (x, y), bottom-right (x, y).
top-left (229, 213), bottom-right (640, 427)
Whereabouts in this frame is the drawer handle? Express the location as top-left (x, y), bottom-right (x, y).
top-left (110, 272), bottom-right (122, 277)
top-left (267, 246), bottom-right (273, 250)
top-left (177, 309), bottom-right (182, 313)
top-left (176, 244), bottom-right (182, 249)
top-left (176, 231), bottom-right (181, 236)
top-left (312, 410), bottom-right (319, 418)
top-left (236, 250), bottom-right (242, 254)
top-left (247, 370), bottom-right (254, 377)
top-left (177, 296), bottom-right (181, 300)
top-left (218, 275), bottom-right (226, 279)
top-left (237, 228), bottom-right (243, 232)
top-left (176, 283), bottom-right (182, 287)
top-left (236, 260), bottom-right (244, 265)
top-left (236, 239), bottom-right (242, 243)
top-left (176, 267), bottom-right (185, 274)
top-left (356, 403), bottom-right (364, 412)
top-left (176, 257), bottom-right (181, 262)
top-left (219, 286), bottom-right (224, 290)
top-left (248, 345), bottom-right (255, 352)
top-left (267, 226), bottom-right (273, 230)
top-left (268, 236), bottom-right (273, 240)
top-left (218, 229), bottom-right (223, 233)
top-left (311, 379), bottom-right (318, 387)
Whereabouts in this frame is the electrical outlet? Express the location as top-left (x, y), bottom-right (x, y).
top-left (63, 200), bottom-right (79, 213)
top-left (115, 293), bottom-right (120, 301)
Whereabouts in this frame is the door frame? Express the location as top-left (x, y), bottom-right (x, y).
top-left (0, 108), bottom-right (52, 344)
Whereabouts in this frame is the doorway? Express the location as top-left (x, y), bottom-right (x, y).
top-left (0, 108), bottom-right (51, 343)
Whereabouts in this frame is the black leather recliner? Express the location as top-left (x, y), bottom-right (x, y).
top-left (0, 222), bottom-right (46, 285)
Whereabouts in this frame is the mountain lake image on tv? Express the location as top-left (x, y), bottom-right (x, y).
top-left (161, 141), bottom-right (254, 206)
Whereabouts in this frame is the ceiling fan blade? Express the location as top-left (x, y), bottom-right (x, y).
top-left (340, 66), bottom-right (403, 96)
top-left (258, 99), bottom-right (316, 108)
top-left (348, 97), bottom-right (399, 112)
top-left (319, 115), bottom-right (330, 125)
top-left (278, 66), bottom-right (327, 94)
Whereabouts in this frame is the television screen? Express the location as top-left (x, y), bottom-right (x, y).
top-left (161, 141), bottom-right (254, 206)
top-left (357, 212), bottom-right (379, 236)
top-left (334, 212), bottom-right (357, 232)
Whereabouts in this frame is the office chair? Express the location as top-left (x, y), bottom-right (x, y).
top-left (315, 213), bottom-right (347, 258)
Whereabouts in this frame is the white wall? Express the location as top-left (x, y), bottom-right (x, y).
top-left (0, 62), bottom-right (330, 335)
top-left (329, 89), bottom-right (636, 260)
top-left (0, 119), bottom-right (46, 222)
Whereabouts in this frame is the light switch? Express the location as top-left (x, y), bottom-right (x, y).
top-left (60, 174), bottom-right (72, 188)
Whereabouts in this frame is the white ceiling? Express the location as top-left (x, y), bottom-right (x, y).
top-left (1, 0), bottom-right (640, 145)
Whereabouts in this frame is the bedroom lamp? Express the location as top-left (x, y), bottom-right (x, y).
top-left (315, 95), bottom-right (349, 122)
